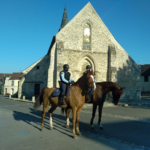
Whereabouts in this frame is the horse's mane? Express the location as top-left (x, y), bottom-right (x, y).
top-left (73, 70), bottom-right (94, 86)
top-left (73, 72), bottom-right (87, 86)
top-left (97, 82), bottom-right (121, 90)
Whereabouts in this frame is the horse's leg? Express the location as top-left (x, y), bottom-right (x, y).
top-left (72, 108), bottom-right (77, 139)
top-left (76, 107), bottom-right (82, 136)
top-left (98, 102), bottom-right (104, 129)
top-left (90, 103), bottom-right (98, 128)
top-left (48, 104), bottom-right (57, 130)
top-left (41, 105), bottom-right (49, 131)
top-left (65, 108), bottom-right (71, 128)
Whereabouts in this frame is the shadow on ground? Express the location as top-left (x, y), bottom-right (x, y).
top-left (12, 107), bottom-right (150, 149)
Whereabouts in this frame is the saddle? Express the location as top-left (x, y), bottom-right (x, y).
top-left (51, 81), bottom-right (71, 97)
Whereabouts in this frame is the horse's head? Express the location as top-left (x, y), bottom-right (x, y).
top-left (112, 87), bottom-right (125, 105)
top-left (86, 70), bottom-right (96, 91)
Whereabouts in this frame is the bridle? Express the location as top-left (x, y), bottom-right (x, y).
top-left (87, 75), bottom-right (96, 91)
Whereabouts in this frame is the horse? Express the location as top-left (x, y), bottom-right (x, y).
top-left (89, 82), bottom-right (125, 129)
top-left (33, 70), bottom-right (96, 139)
top-left (63, 82), bottom-right (125, 129)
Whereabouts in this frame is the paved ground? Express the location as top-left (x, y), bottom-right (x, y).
top-left (0, 95), bottom-right (150, 150)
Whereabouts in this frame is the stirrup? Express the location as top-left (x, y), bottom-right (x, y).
top-left (60, 101), bottom-right (66, 106)
top-left (85, 93), bottom-right (91, 102)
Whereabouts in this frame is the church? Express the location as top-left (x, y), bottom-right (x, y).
top-left (18, 2), bottom-right (141, 100)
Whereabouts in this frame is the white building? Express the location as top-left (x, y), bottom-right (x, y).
top-left (0, 73), bottom-right (11, 94)
top-left (138, 64), bottom-right (150, 93)
top-left (3, 73), bottom-right (22, 96)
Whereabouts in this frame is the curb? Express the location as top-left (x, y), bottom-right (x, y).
top-left (4, 97), bottom-right (34, 103)
top-left (4, 97), bottom-right (116, 108)
top-left (4, 97), bottom-right (150, 108)
top-left (118, 103), bottom-right (150, 107)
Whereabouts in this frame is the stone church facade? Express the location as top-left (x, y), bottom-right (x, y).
top-left (18, 2), bottom-right (141, 100)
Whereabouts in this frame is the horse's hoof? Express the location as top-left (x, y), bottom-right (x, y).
top-left (77, 131), bottom-right (81, 136)
top-left (73, 135), bottom-right (78, 139)
top-left (91, 125), bottom-right (94, 129)
top-left (50, 127), bottom-right (53, 130)
top-left (66, 125), bottom-right (69, 128)
top-left (41, 128), bottom-right (44, 131)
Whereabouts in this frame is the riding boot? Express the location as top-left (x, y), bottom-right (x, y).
top-left (59, 94), bottom-right (66, 106)
top-left (85, 92), bottom-right (91, 103)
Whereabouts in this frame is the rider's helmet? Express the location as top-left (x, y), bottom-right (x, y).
top-left (63, 64), bottom-right (69, 71)
top-left (86, 65), bottom-right (91, 70)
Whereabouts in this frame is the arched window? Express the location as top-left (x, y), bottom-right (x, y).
top-left (83, 23), bottom-right (91, 50)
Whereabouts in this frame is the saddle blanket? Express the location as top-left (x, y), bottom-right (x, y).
top-left (51, 85), bottom-right (71, 97)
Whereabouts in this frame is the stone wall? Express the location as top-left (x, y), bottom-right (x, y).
top-left (55, 41), bottom-right (108, 86)
top-left (20, 55), bottom-right (50, 98)
top-left (116, 54), bottom-right (141, 100)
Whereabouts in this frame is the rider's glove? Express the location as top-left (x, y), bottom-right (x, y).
top-left (71, 81), bottom-right (74, 84)
top-left (68, 81), bottom-right (74, 84)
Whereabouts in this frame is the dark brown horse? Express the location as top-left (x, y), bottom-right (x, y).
top-left (90, 82), bottom-right (125, 128)
top-left (63, 82), bottom-right (125, 129)
top-left (33, 70), bottom-right (96, 139)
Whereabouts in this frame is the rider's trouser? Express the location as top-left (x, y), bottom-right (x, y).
top-left (60, 82), bottom-right (67, 95)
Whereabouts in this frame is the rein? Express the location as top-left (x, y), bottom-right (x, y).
top-left (107, 93), bottom-right (113, 99)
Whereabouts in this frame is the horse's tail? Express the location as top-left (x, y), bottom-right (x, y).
top-left (33, 87), bottom-right (49, 110)
top-left (61, 108), bottom-right (65, 114)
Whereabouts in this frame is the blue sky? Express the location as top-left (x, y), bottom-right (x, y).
top-left (0, 0), bottom-right (150, 73)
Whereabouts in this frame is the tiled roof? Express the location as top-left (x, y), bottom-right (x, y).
top-left (138, 64), bottom-right (150, 76)
top-left (9, 72), bottom-right (22, 80)
top-left (0, 73), bottom-right (11, 82)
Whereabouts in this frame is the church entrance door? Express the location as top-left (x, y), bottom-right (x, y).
top-left (79, 58), bottom-right (94, 78)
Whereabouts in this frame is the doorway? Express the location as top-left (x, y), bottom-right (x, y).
top-left (5, 88), bottom-right (7, 94)
top-left (78, 57), bottom-right (94, 78)
top-left (34, 84), bottom-right (40, 95)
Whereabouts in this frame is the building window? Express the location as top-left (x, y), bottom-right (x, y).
top-left (37, 66), bottom-right (39, 69)
top-left (83, 23), bottom-right (91, 50)
top-left (144, 76), bottom-right (148, 82)
top-left (11, 81), bottom-right (14, 86)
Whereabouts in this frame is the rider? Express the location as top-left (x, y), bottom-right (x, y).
top-left (59, 64), bottom-right (74, 106)
top-left (85, 65), bottom-right (97, 102)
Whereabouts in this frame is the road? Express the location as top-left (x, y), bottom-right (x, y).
top-left (0, 95), bottom-right (150, 150)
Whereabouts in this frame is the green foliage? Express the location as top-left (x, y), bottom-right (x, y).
top-left (5, 93), bottom-right (10, 95)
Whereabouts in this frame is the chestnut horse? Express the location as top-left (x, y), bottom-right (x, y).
top-left (33, 70), bottom-right (96, 139)
top-left (63, 82), bottom-right (125, 129)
